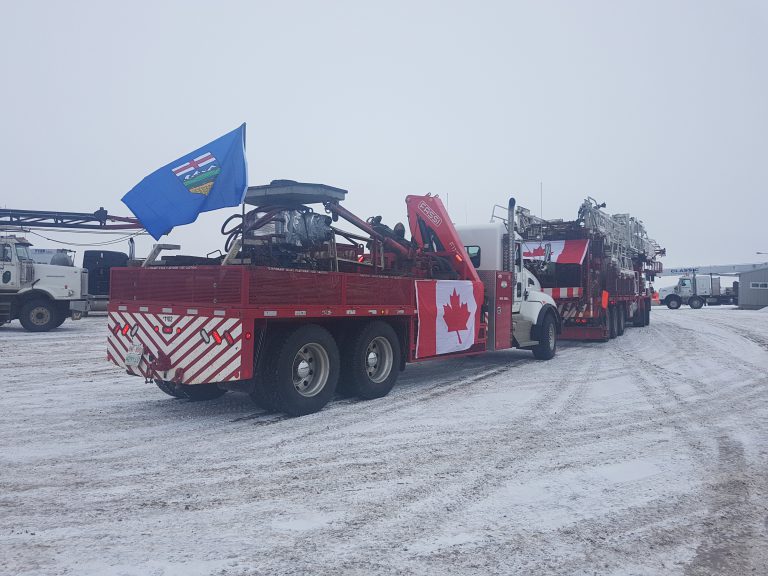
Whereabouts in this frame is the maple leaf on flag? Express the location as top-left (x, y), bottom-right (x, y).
top-left (443, 288), bottom-right (471, 343)
top-left (523, 245), bottom-right (546, 258)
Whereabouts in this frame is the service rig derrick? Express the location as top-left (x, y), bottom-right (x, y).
top-left (516, 197), bottom-right (664, 278)
top-left (0, 208), bottom-right (142, 231)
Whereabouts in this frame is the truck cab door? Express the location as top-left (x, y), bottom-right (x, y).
top-left (512, 242), bottom-right (522, 314)
top-left (0, 243), bottom-right (19, 291)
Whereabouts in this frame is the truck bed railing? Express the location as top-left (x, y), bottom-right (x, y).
top-left (110, 265), bottom-right (416, 308)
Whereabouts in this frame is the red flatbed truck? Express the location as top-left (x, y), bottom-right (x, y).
top-left (107, 181), bottom-right (560, 416)
top-left (515, 197), bottom-right (664, 341)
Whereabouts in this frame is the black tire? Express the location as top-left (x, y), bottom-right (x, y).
top-left (689, 296), bottom-right (704, 309)
top-left (633, 301), bottom-right (645, 327)
top-left (52, 315), bottom-right (67, 329)
top-left (600, 309), bottom-right (610, 342)
top-left (341, 321), bottom-right (401, 399)
top-left (262, 324), bottom-right (339, 416)
top-left (666, 297), bottom-right (681, 310)
top-left (645, 305), bottom-right (651, 326)
top-left (248, 329), bottom-right (281, 411)
top-left (249, 378), bottom-right (278, 411)
top-left (19, 298), bottom-right (59, 332)
top-left (617, 305), bottom-right (626, 336)
top-left (533, 313), bottom-right (558, 360)
top-left (608, 306), bottom-right (617, 339)
top-left (154, 379), bottom-right (186, 398)
top-left (177, 383), bottom-right (227, 401)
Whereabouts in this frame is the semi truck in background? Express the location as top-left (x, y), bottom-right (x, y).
top-left (106, 181), bottom-right (562, 416)
top-left (83, 250), bottom-right (130, 311)
top-left (0, 235), bottom-right (88, 331)
top-left (513, 197), bottom-right (664, 340)
top-left (658, 271), bottom-right (738, 309)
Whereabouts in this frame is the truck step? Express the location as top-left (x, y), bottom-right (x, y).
top-left (0, 301), bottom-right (10, 323)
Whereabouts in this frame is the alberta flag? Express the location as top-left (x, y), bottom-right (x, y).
top-left (122, 124), bottom-right (248, 240)
top-left (415, 280), bottom-right (483, 358)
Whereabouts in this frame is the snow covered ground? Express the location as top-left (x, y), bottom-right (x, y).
top-left (1, 307), bottom-right (766, 576)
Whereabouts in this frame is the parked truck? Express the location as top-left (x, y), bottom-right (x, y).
top-left (0, 235), bottom-right (88, 331)
top-left (658, 271), bottom-right (738, 309)
top-left (513, 198), bottom-right (664, 340)
top-left (107, 181), bottom-right (560, 416)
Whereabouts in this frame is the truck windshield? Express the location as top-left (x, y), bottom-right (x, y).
top-left (15, 245), bottom-right (32, 261)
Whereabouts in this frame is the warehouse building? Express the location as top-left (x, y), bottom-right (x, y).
top-left (739, 266), bottom-right (768, 310)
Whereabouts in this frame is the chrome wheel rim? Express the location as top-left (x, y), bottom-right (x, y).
top-left (365, 336), bottom-right (394, 383)
top-left (547, 323), bottom-right (555, 350)
top-left (292, 343), bottom-right (329, 398)
top-left (30, 306), bottom-right (51, 326)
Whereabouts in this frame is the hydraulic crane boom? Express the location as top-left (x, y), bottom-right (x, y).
top-left (0, 208), bottom-right (142, 231)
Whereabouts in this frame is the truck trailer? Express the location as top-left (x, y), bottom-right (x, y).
top-left (107, 181), bottom-right (561, 416)
top-left (515, 198), bottom-right (664, 341)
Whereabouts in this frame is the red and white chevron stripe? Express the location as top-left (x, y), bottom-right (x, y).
top-left (107, 311), bottom-right (244, 385)
top-left (542, 287), bottom-right (582, 299)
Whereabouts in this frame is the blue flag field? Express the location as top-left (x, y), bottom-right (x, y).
top-left (122, 124), bottom-right (248, 240)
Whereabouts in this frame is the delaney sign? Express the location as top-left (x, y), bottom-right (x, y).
top-left (415, 280), bottom-right (483, 358)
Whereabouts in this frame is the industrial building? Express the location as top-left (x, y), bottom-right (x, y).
top-left (739, 266), bottom-right (768, 310)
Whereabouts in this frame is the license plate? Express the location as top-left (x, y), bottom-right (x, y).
top-left (125, 344), bottom-right (144, 368)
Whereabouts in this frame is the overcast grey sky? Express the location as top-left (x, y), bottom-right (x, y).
top-left (1, 1), bottom-right (766, 271)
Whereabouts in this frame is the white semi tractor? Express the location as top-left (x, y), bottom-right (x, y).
top-left (658, 272), bottom-right (738, 309)
top-left (0, 235), bottom-right (88, 331)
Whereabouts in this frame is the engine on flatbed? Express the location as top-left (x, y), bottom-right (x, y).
top-left (239, 207), bottom-right (336, 269)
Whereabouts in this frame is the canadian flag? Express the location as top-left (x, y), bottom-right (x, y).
top-left (416, 280), bottom-right (483, 358)
top-left (522, 239), bottom-right (589, 265)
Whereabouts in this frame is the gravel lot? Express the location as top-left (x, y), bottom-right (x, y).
top-left (1, 307), bottom-right (767, 575)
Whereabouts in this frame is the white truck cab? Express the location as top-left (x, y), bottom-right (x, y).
top-left (456, 216), bottom-right (560, 357)
top-left (0, 235), bottom-right (88, 331)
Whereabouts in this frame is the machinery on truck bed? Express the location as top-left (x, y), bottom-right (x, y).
top-left (515, 197), bottom-right (664, 341)
top-left (106, 180), bottom-right (560, 416)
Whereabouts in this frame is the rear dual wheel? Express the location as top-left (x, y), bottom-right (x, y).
top-left (340, 321), bottom-right (401, 398)
top-left (616, 305), bottom-right (626, 336)
top-left (689, 296), bottom-right (704, 309)
top-left (255, 324), bottom-right (340, 417)
top-left (633, 302), bottom-right (645, 327)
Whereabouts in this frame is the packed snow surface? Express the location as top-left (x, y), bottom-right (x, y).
top-left (1, 307), bottom-right (767, 575)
